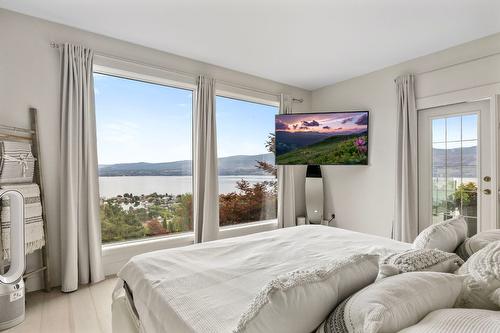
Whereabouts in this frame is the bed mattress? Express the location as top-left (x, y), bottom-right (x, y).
top-left (116, 225), bottom-right (411, 333)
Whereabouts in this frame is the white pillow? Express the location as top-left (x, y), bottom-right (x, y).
top-left (456, 229), bottom-right (500, 260)
top-left (377, 249), bottom-right (463, 279)
top-left (399, 308), bottom-right (500, 333)
top-left (316, 272), bottom-right (465, 333)
top-left (235, 254), bottom-right (379, 333)
top-left (456, 240), bottom-right (500, 310)
top-left (413, 216), bottom-right (467, 252)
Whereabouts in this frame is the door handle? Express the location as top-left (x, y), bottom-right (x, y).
top-left (483, 189), bottom-right (492, 195)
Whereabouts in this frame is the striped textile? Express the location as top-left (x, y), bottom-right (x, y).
top-left (399, 308), bottom-right (500, 333)
top-left (1, 183), bottom-right (45, 260)
top-left (0, 141), bottom-right (35, 184)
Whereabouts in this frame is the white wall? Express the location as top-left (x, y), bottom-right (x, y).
top-left (312, 32), bottom-right (500, 238)
top-left (0, 8), bottom-right (311, 289)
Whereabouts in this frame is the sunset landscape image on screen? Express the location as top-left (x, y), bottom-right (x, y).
top-left (275, 112), bottom-right (368, 165)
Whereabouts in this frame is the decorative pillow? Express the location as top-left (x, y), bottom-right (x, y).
top-left (377, 249), bottom-right (464, 279)
top-left (235, 254), bottom-right (379, 333)
top-left (413, 216), bottom-right (467, 252)
top-left (456, 229), bottom-right (500, 261)
top-left (316, 272), bottom-right (465, 333)
top-left (456, 241), bottom-right (500, 310)
top-left (399, 308), bottom-right (500, 333)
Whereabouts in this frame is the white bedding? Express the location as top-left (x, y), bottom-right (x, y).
top-left (117, 225), bottom-right (410, 333)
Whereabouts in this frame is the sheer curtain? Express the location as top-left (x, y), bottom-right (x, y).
top-left (277, 94), bottom-right (297, 228)
top-left (193, 76), bottom-right (219, 243)
top-left (59, 43), bottom-right (104, 292)
top-left (393, 74), bottom-right (419, 242)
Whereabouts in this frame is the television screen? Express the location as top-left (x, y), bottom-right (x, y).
top-left (275, 111), bottom-right (369, 165)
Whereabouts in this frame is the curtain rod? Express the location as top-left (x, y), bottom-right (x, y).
top-left (50, 42), bottom-right (304, 103)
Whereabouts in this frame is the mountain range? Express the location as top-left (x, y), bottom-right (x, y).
top-left (99, 153), bottom-right (275, 176)
top-left (99, 145), bottom-right (477, 177)
top-left (432, 145), bottom-right (477, 177)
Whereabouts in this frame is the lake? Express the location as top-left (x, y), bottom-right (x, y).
top-left (98, 175), bottom-right (276, 198)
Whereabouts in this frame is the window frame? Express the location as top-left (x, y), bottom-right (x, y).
top-left (95, 65), bottom-right (280, 274)
top-left (214, 92), bottom-right (280, 228)
top-left (94, 66), bottom-right (197, 246)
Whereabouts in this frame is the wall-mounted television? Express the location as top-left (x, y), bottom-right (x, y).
top-left (275, 111), bottom-right (369, 165)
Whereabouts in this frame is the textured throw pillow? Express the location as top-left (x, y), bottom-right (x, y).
top-left (413, 216), bottom-right (467, 252)
top-left (399, 308), bottom-right (500, 333)
top-left (377, 249), bottom-right (464, 279)
top-left (235, 254), bottom-right (379, 333)
top-left (316, 272), bottom-right (465, 333)
top-left (456, 241), bottom-right (500, 310)
top-left (456, 229), bottom-right (500, 261)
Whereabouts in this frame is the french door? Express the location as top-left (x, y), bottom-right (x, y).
top-left (418, 100), bottom-right (494, 236)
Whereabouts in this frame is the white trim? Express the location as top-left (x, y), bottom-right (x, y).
top-left (216, 85), bottom-right (280, 107)
top-left (416, 83), bottom-right (500, 110)
top-left (416, 81), bottom-right (500, 231)
top-left (219, 219), bottom-right (277, 239)
top-left (102, 220), bottom-right (277, 276)
top-left (93, 64), bottom-right (197, 91)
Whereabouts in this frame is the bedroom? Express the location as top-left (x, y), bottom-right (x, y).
top-left (0, 0), bottom-right (499, 332)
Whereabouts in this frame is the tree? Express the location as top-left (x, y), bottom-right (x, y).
top-left (219, 133), bottom-right (277, 226)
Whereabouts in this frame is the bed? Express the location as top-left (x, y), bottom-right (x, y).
top-left (112, 225), bottom-right (411, 333)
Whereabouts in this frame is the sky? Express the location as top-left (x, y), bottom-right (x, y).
top-left (432, 114), bottom-right (477, 149)
top-left (94, 73), bottom-right (277, 164)
top-left (276, 112), bottom-right (368, 135)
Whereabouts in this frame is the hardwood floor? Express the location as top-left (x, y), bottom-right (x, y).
top-left (4, 277), bottom-right (118, 333)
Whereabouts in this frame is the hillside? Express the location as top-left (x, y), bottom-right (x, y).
top-left (432, 146), bottom-right (477, 177)
top-left (276, 132), bottom-right (368, 165)
top-left (99, 153), bottom-right (274, 176)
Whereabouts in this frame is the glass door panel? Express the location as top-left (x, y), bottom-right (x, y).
top-left (419, 100), bottom-right (493, 237)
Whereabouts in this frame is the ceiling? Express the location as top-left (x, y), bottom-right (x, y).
top-left (1, 0), bottom-right (500, 90)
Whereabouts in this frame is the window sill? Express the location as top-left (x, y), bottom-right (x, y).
top-left (101, 219), bottom-right (278, 276)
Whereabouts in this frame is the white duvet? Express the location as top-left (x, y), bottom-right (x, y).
top-left (117, 225), bottom-right (410, 333)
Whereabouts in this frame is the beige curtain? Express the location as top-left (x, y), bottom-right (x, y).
top-left (60, 43), bottom-right (104, 292)
top-left (393, 74), bottom-right (419, 242)
top-left (277, 94), bottom-right (297, 228)
top-left (193, 76), bottom-right (219, 243)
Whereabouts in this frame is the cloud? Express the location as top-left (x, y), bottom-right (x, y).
top-left (341, 117), bottom-right (354, 124)
top-left (292, 124), bottom-right (298, 129)
top-left (276, 120), bottom-right (290, 130)
top-left (323, 126), bottom-right (331, 129)
top-left (302, 120), bottom-right (320, 127)
top-left (299, 126), bottom-right (309, 130)
top-left (355, 113), bottom-right (369, 125)
top-left (335, 127), bottom-right (343, 130)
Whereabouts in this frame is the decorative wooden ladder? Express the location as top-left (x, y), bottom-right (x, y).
top-left (0, 108), bottom-right (50, 291)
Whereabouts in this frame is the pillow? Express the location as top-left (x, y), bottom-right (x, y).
top-left (456, 241), bottom-right (500, 310)
top-left (316, 272), bottom-right (465, 333)
top-left (399, 308), bottom-right (500, 333)
top-left (456, 229), bottom-right (500, 261)
top-left (235, 254), bottom-right (379, 333)
top-left (413, 216), bottom-right (467, 252)
top-left (377, 249), bottom-right (464, 279)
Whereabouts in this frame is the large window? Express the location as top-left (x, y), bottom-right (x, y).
top-left (95, 73), bottom-right (193, 244)
top-left (216, 96), bottom-right (279, 226)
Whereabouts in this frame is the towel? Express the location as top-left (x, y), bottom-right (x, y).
top-left (0, 141), bottom-right (35, 184)
top-left (1, 183), bottom-right (45, 260)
